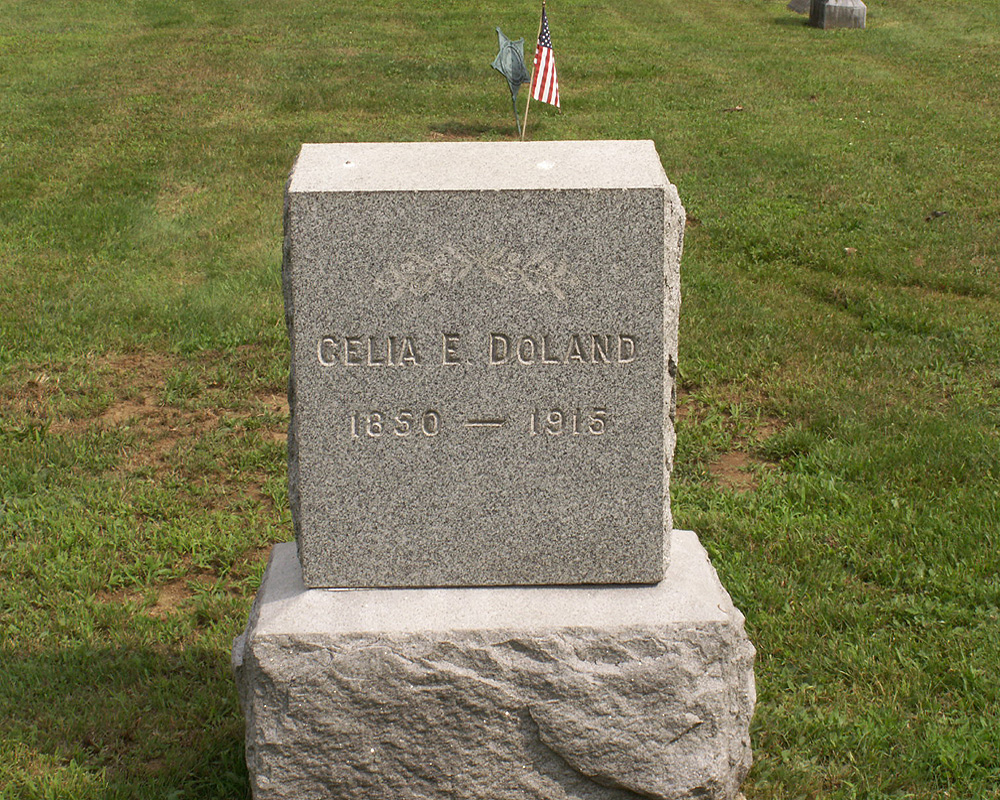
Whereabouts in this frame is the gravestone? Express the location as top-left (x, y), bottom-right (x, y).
top-left (809, 0), bottom-right (867, 29)
top-left (234, 141), bottom-right (755, 800)
top-left (283, 141), bottom-right (677, 588)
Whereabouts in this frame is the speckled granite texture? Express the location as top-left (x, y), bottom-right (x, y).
top-left (282, 141), bottom-right (684, 588)
top-left (232, 531), bottom-right (755, 800)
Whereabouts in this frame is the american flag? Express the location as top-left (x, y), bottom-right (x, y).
top-left (530, 6), bottom-right (559, 107)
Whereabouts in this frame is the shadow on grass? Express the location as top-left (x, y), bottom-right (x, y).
top-left (1, 644), bottom-right (249, 800)
top-left (429, 121), bottom-right (518, 139)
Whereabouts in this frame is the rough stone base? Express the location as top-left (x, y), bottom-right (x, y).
top-left (233, 530), bottom-right (755, 800)
top-left (809, 0), bottom-right (867, 29)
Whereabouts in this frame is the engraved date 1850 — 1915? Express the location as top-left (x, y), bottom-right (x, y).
top-left (347, 407), bottom-right (610, 439)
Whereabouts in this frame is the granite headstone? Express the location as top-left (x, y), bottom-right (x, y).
top-left (235, 141), bottom-right (755, 800)
top-left (283, 141), bottom-right (683, 588)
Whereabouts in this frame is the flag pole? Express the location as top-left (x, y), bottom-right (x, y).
top-left (521, 1), bottom-right (546, 141)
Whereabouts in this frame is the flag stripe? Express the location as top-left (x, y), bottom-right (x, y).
top-left (530, 7), bottom-right (559, 108)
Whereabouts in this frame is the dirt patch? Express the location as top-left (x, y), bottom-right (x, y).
top-left (29, 351), bottom-right (179, 436)
top-left (96, 587), bottom-right (137, 606)
top-left (677, 388), bottom-right (783, 491)
top-left (674, 388), bottom-right (695, 423)
top-left (676, 390), bottom-right (784, 445)
top-left (709, 451), bottom-right (771, 492)
top-left (257, 391), bottom-right (289, 445)
top-left (258, 391), bottom-right (287, 409)
top-left (2, 367), bottom-right (69, 422)
top-left (754, 418), bottom-right (783, 443)
top-left (147, 575), bottom-right (219, 618)
top-left (147, 580), bottom-right (193, 618)
top-left (98, 573), bottom-right (220, 618)
top-left (116, 406), bottom-right (223, 472)
top-left (8, 350), bottom-right (288, 489)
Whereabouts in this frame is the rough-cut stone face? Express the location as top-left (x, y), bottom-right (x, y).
top-left (283, 141), bottom-right (684, 588)
top-left (233, 531), bottom-right (755, 800)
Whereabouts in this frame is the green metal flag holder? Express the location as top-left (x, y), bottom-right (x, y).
top-left (491, 27), bottom-right (530, 136)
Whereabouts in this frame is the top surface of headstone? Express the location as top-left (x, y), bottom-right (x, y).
top-left (289, 140), bottom-right (669, 193)
top-left (284, 140), bottom-right (682, 588)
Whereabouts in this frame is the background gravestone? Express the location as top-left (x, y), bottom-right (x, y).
top-left (283, 141), bottom-right (683, 588)
top-left (809, 0), bottom-right (867, 29)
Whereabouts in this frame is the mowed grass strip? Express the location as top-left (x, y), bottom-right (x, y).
top-left (1, 1), bottom-right (998, 798)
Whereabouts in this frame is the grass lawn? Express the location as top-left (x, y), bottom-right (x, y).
top-left (1, 0), bottom-right (999, 797)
